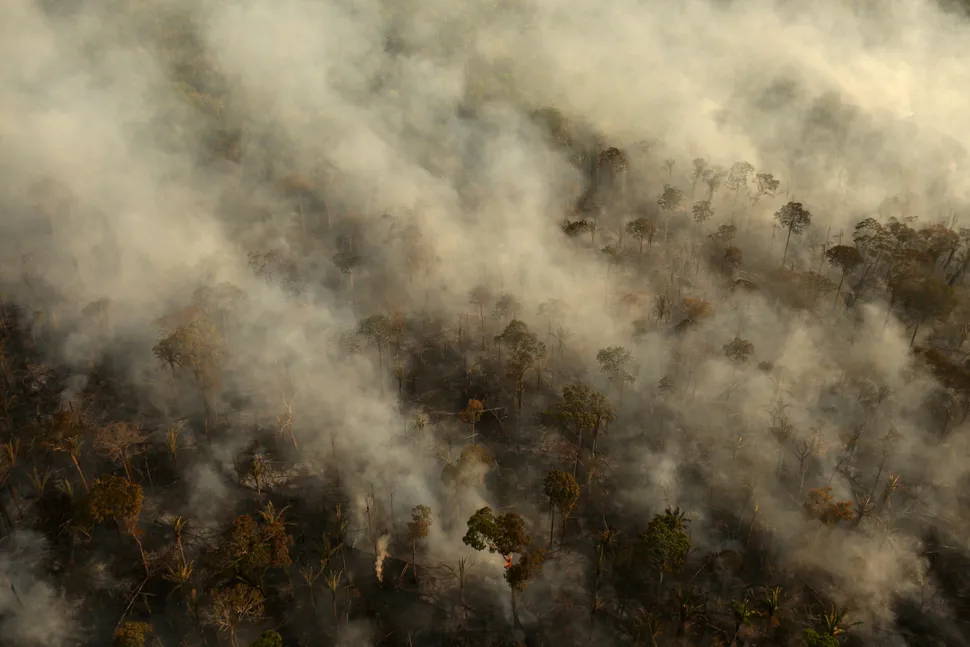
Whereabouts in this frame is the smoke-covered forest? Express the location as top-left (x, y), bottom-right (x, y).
top-left (5, 0), bottom-right (970, 646)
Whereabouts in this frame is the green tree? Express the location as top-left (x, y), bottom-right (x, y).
top-left (596, 346), bottom-right (637, 405)
top-left (762, 586), bottom-right (782, 628)
top-left (818, 603), bottom-right (861, 637)
top-left (333, 249), bottom-right (361, 309)
top-left (153, 310), bottom-right (224, 427)
top-left (751, 172), bottom-right (780, 206)
top-left (704, 165), bottom-right (726, 200)
top-left (691, 200), bottom-right (714, 226)
top-left (358, 314), bottom-right (392, 391)
top-left (711, 223), bottom-right (737, 246)
top-left (495, 319), bottom-right (547, 415)
top-left (775, 201), bottom-right (813, 267)
top-left (492, 293), bottom-right (523, 327)
top-left (542, 470), bottom-right (580, 548)
top-left (723, 246), bottom-right (743, 274)
top-left (250, 631), bottom-right (283, 647)
top-left (562, 218), bottom-right (596, 244)
top-left (803, 630), bottom-right (840, 647)
top-left (722, 335), bottom-right (755, 364)
top-left (726, 161), bottom-right (754, 218)
top-left (639, 507), bottom-right (691, 584)
top-left (825, 245), bottom-right (863, 309)
top-left (626, 217), bottom-right (656, 260)
top-left (468, 284), bottom-right (493, 350)
top-left (462, 507), bottom-right (545, 628)
top-left (657, 184), bottom-right (684, 214)
top-left (407, 504), bottom-right (432, 581)
top-left (894, 275), bottom-right (958, 346)
top-left (689, 158), bottom-right (710, 200)
top-left (731, 598), bottom-right (758, 643)
top-left (549, 382), bottom-right (616, 475)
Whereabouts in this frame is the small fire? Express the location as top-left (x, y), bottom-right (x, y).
top-left (375, 534), bottom-right (391, 583)
top-left (503, 554), bottom-right (513, 570)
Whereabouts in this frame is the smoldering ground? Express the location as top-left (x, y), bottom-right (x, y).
top-left (2, 0), bottom-right (970, 645)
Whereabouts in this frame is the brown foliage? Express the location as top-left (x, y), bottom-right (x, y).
top-left (95, 422), bottom-right (148, 481)
top-left (222, 511), bottom-right (293, 576)
top-left (209, 583), bottom-right (265, 647)
top-left (804, 487), bottom-right (855, 525)
top-left (83, 474), bottom-right (143, 525)
top-left (459, 399), bottom-right (485, 424)
top-left (113, 621), bottom-right (152, 647)
top-left (682, 298), bottom-right (713, 323)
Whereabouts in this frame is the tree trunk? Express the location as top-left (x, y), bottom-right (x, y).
top-left (412, 540), bottom-right (417, 583)
top-left (299, 194), bottom-right (306, 238)
top-left (71, 456), bottom-right (89, 491)
top-left (814, 247), bottom-right (827, 298)
top-left (781, 226), bottom-right (794, 268)
top-left (122, 452), bottom-right (132, 482)
top-left (349, 271), bottom-right (355, 311)
top-left (549, 507), bottom-right (555, 549)
top-left (510, 586), bottom-right (522, 629)
top-left (377, 343), bottom-right (384, 395)
top-left (833, 272), bottom-right (845, 310)
top-left (572, 428), bottom-right (583, 478)
top-left (479, 306), bottom-right (485, 350)
top-left (457, 314), bottom-right (463, 352)
top-left (911, 317), bottom-right (922, 347)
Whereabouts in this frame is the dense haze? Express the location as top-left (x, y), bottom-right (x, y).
top-left (3, 0), bottom-right (970, 646)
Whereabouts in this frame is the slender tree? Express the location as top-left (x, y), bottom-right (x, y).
top-left (543, 470), bottom-right (580, 548)
top-left (689, 158), bottom-right (709, 200)
top-left (730, 598), bottom-right (757, 644)
top-left (825, 244), bottom-right (863, 309)
top-left (406, 505), bottom-right (432, 582)
top-left (495, 319), bottom-right (546, 415)
top-left (596, 346), bottom-right (637, 405)
top-left (725, 161), bottom-right (754, 220)
top-left (895, 275), bottom-right (957, 346)
top-left (549, 383), bottom-right (616, 475)
top-left (626, 217), bottom-right (656, 260)
top-left (691, 200), bottom-right (714, 226)
top-left (751, 172), bottom-right (780, 206)
top-left (638, 507), bottom-right (691, 585)
top-left (153, 310), bottom-right (224, 431)
top-left (82, 475), bottom-right (148, 575)
top-left (333, 249), bottom-right (361, 310)
top-left (774, 201), bottom-right (813, 267)
top-left (94, 422), bottom-right (148, 482)
top-left (209, 583), bottom-right (265, 647)
top-left (468, 285), bottom-right (493, 350)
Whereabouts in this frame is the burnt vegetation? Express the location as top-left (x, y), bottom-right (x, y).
top-left (5, 1), bottom-right (970, 647)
